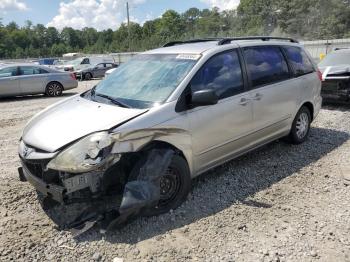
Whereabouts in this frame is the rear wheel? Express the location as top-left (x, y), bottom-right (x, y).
top-left (45, 82), bottom-right (63, 97)
top-left (128, 154), bottom-right (191, 217)
top-left (288, 106), bottom-right (311, 144)
top-left (84, 73), bottom-right (92, 81)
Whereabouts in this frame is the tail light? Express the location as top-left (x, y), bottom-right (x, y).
top-left (317, 69), bottom-right (323, 82)
top-left (70, 73), bottom-right (76, 80)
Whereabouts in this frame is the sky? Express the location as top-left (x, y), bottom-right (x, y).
top-left (0, 0), bottom-right (240, 31)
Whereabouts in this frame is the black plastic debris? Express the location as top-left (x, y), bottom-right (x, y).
top-left (68, 149), bottom-right (174, 236)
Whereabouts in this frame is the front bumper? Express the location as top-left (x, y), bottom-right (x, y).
top-left (75, 72), bottom-right (82, 80)
top-left (321, 78), bottom-right (350, 102)
top-left (19, 164), bottom-right (65, 203)
top-left (19, 156), bottom-right (107, 204)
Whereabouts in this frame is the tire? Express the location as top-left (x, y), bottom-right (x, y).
top-left (288, 106), bottom-right (311, 144)
top-left (45, 82), bottom-right (63, 97)
top-left (84, 72), bottom-right (92, 81)
top-left (128, 154), bottom-right (191, 217)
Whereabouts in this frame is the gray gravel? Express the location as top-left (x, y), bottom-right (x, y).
top-left (0, 81), bottom-right (350, 262)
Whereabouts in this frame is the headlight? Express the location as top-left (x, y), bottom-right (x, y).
top-left (47, 131), bottom-right (120, 173)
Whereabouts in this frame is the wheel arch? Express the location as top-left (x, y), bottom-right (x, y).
top-left (300, 101), bottom-right (314, 121)
top-left (135, 139), bottom-right (193, 175)
top-left (84, 72), bottom-right (93, 79)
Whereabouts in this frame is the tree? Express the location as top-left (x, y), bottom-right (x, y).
top-left (0, 2), bottom-right (349, 59)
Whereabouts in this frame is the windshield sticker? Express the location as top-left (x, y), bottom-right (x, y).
top-left (176, 54), bottom-right (201, 60)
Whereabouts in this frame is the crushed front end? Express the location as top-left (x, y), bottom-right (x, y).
top-left (18, 129), bottom-right (186, 236)
top-left (321, 67), bottom-right (350, 103)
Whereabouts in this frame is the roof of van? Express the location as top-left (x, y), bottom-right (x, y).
top-left (144, 37), bottom-right (301, 55)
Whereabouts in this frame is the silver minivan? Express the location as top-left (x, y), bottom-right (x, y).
top-left (18, 37), bottom-right (322, 229)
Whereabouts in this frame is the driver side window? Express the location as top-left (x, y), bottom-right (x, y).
top-left (190, 50), bottom-right (244, 100)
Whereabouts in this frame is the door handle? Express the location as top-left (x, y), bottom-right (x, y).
top-left (253, 93), bottom-right (263, 101)
top-left (239, 97), bottom-right (250, 106)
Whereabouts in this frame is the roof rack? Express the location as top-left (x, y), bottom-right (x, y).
top-left (163, 38), bottom-right (223, 47)
top-left (163, 36), bottom-right (299, 47)
top-left (218, 36), bottom-right (299, 45)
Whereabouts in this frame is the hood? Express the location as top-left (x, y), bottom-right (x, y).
top-left (319, 65), bottom-right (350, 75)
top-left (22, 96), bottom-right (147, 153)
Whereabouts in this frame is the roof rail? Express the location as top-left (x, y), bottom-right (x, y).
top-left (163, 38), bottom-right (223, 47)
top-left (163, 36), bottom-right (299, 48)
top-left (218, 36), bottom-right (299, 45)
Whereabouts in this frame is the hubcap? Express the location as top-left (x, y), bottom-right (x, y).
top-left (296, 112), bottom-right (309, 139)
top-left (47, 83), bottom-right (62, 96)
top-left (158, 167), bottom-right (181, 208)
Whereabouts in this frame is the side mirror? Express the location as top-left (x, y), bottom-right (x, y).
top-left (191, 89), bottom-right (218, 107)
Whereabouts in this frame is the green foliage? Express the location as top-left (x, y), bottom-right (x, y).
top-left (0, 0), bottom-right (349, 59)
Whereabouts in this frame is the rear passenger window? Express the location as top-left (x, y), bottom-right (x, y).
top-left (190, 50), bottom-right (244, 100)
top-left (244, 46), bottom-right (290, 88)
top-left (19, 66), bottom-right (42, 75)
top-left (283, 46), bottom-right (314, 76)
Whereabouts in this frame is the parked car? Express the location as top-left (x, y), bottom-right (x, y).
top-left (18, 37), bottom-right (322, 231)
top-left (0, 64), bottom-right (78, 97)
top-left (318, 48), bottom-right (350, 103)
top-left (75, 62), bottom-right (118, 80)
top-left (38, 58), bottom-right (58, 66)
top-left (105, 67), bottom-right (117, 78)
top-left (55, 56), bottom-right (115, 72)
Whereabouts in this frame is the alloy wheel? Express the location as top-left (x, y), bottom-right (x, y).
top-left (296, 112), bottom-right (309, 139)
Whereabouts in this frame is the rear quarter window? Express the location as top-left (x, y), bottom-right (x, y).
top-left (243, 46), bottom-right (290, 88)
top-left (283, 46), bottom-right (314, 76)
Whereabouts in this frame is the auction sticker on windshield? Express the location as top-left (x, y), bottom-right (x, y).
top-left (176, 54), bottom-right (201, 60)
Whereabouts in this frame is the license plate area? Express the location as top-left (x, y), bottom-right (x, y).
top-left (63, 174), bottom-right (91, 194)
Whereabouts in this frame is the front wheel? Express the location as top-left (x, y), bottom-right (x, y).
top-left (84, 73), bottom-right (92, 81)
top-left (128, 154), bottom-right (191, 217)
top-left (288, 106), bottom-right (311, 144)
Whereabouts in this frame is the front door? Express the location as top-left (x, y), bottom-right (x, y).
top-left (187, 50), bottom-right (253, 174)
top-left (93, 63), bottom-right (106, 78)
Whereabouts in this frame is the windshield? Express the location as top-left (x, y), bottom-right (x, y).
top-left (93, 54), bottom-right (199, 109)
top-left (319, 52), bottom-right (350, 67)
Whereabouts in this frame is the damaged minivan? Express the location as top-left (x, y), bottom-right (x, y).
top-left (18, 37), bottom-right (322, 232)
top-left (318, 48), bottom-right (350, 103)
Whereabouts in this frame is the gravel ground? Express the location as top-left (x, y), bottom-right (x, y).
top-left (0, 80), bottom-right (350, 262)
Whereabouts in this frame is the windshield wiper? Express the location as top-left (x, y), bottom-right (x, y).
top-left (94, 92), bottom-right (130, 108)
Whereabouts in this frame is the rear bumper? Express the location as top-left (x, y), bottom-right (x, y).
top-left (64, 80), bottom-right (78, 90)
top-left (18, 165), bottom-right (65, 203)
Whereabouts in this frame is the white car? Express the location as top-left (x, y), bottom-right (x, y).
top-left (105, 67), bottom-right (117, 77)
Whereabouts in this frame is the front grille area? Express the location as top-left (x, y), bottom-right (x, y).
top-left (21, 158), bottom-right (60, 185)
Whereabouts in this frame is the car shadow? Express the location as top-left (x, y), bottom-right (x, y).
top-left (0, 92), bottom-right (78, 103)
top-left (50, 126), bottom-right (348, 243)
